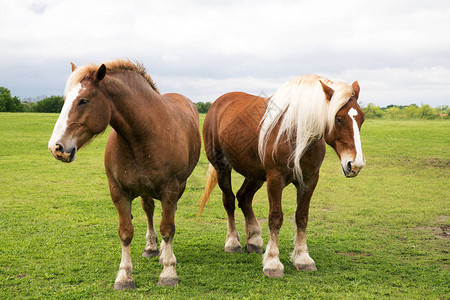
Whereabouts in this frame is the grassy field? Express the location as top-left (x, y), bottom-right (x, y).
top-left (0, 113), bottom-right (448, 299)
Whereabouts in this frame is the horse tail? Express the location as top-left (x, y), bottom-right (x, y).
top-left (197, 163), bottom-right (218, 219)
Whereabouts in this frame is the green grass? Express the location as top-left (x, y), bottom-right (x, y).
top-left (0, 113), bottom-right (448, 299)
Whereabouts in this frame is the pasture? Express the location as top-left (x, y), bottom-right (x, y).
top-left (0, 113), bottom-right (448, 299)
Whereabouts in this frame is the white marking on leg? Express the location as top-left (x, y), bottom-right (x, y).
top-left (291, 229), bottom-right (316, 271)
top-left (158, 238), bottom-right (178, 284)
top-left (160, 239), bottom-right (176, 266)
top-left (262, 230), bottom-right (284, 276)
top-left (48, 83), bottom-right (82, 150)
top-left (115, 244), bottom-right (133, 284)
top-left (160, 239), bottom-right (176, 265)
top-left (348, 108), bottom-right (365, 167)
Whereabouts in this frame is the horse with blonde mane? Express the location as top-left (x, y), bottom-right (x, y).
top-left (199, 75), bottom-right (365, 277)
top-left (48, 60), bottom-right (201, 288)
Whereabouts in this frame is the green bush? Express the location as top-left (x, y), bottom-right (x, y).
top-left (195, 102), bottom-right (212, 114)
top-left (363, 103), bottom-right (448, 119)
top-left (362, 103), bottom-right (384, 118)
top-left (34, 96), bottom-right (64, 113)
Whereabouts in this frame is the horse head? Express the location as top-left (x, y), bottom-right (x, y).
top-left (48, 63), bottom-right (111, 162)
top-left (323, 81), bottom-right (366, 177)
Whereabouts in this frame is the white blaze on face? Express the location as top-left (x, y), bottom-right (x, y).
top-left (348, 108), bottom-right (365, 167)
top-left (48, 83), bottom-right (82, 151)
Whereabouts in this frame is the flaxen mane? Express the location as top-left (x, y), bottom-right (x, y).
top-left (258, 75), bottom-right (353, 183)
top-left (65, 59), bottom-right (160, 95)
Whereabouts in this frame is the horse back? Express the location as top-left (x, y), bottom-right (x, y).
top-left (162, 93), bottom-right (199, 126)
top-left (161, 92), bottom-right (201, 173)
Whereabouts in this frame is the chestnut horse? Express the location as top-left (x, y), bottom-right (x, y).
top-left (199, 75), bottom-right (365, 277)
top-left (48, 60), bottom-right (201, 288)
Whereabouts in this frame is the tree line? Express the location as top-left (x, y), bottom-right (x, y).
top-left (1, 87), bottom-right (64, 113)
top-left (1, 86), bottom-right (448, 118)
top-left (362, 103), bottom-right (449, 120)
top-left (1, 86), bottom-right (214, 114)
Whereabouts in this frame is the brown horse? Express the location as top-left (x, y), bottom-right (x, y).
top-left (199, 75), bottom-right (365, 277)
top-left (48, 60), bottom-right (201, 288)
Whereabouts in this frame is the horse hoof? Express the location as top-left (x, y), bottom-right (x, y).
top-left (157, 277), bottom-right (178, 287)
top-left (114, 280), bottom-right (136, 290)
top-left (296, 264), bottom-right (317, 271)
top-left (142, 249), bottom-right (159, 258)
top-left (245, 244), bottom-right (263, 253)
top-left (225, 246), bottom-right (242, 253)
top-left (263, 268), bottom-right (284, 278)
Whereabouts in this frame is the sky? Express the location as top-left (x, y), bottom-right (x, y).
top-left (1, 0), bottom-right (450, 107)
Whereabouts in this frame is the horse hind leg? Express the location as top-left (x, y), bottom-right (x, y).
top-left (237, 178), bottom-right (264, 253)
top-left (141, 196), bottom-right (159, 257)
top-left (216, 166), bottom-right (242, 253)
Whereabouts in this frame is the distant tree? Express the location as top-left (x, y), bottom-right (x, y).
top-left (34, 96), bottom-right (64, 113)
top-left (384, 106), bottom-right (402, 119)
top-left (22, 102), bottom-right (38, 112)
top-left (0, 87), bottom-right (24, 112)
top-left (383, 104), bottom-right (407, 111)
top-left (403, 104), bottom-right (420, 119)
top-left (195, 102), bottom-right (212, 114)
top-left (418, 104), bottom-right (438, 119)
top-left (435, 105), bottom-right (449, 116)
top-left (362, 103), bottom-right (384, 118)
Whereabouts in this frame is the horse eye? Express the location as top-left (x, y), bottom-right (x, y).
top-left (79, 99), bottom-right (89, 105)
top-left (336, 117), bottom-right (343, 124)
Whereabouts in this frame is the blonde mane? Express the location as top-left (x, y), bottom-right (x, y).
top-left (258, 75), bottom-right (353, 183)
top-left (64, 59), bottom-right (160, 95)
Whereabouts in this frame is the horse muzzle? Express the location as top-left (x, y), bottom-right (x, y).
top-left (342, 160), bottom-right (365, 178)
top-left (49, 143), bottom-right (77, 163)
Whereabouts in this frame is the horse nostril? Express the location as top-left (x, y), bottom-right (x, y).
top-left (347, 161), bottom-right (352, 171)
top-left (56, 143), bottom-right (64, 153)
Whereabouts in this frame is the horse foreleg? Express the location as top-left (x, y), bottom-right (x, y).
top-left (217, 168), bottom-right (241, 253)
top-left (237, 178), bottom-right (264, 253)
top-left (291, 174), bottom-right (319, 271)
top-left (263, 173), bottom-right (285, 277)
top-left (112, 192), bottom-right (135, 290)
top-left (141, 196), bottom-right (159, 257)
top-left (158, 189), bottom-right (179, 287)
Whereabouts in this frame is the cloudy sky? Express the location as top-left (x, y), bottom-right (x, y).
top-left (1, 0), bottom-right (449, 107)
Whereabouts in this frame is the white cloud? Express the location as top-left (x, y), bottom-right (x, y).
top-left (0, 0), bottom-right (449, 106)
top-left (156, 67), bottom-right (450, 107)
top-left (156, 74), bottom-right (287, 102)
top-left (324, 67), bottom-right (448, 106)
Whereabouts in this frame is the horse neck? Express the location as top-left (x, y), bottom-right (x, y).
top-left (102, 72), bottom-right (166, 151)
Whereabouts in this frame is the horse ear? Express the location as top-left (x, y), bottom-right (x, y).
top-left (95, 64), bottom-right (107, 83)
top-left (351, 81), bottom-right (360, 99)
top-left (320, 80), bottom-right (334, 102)
top-left (70, 62), bottom-right (77, 72)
